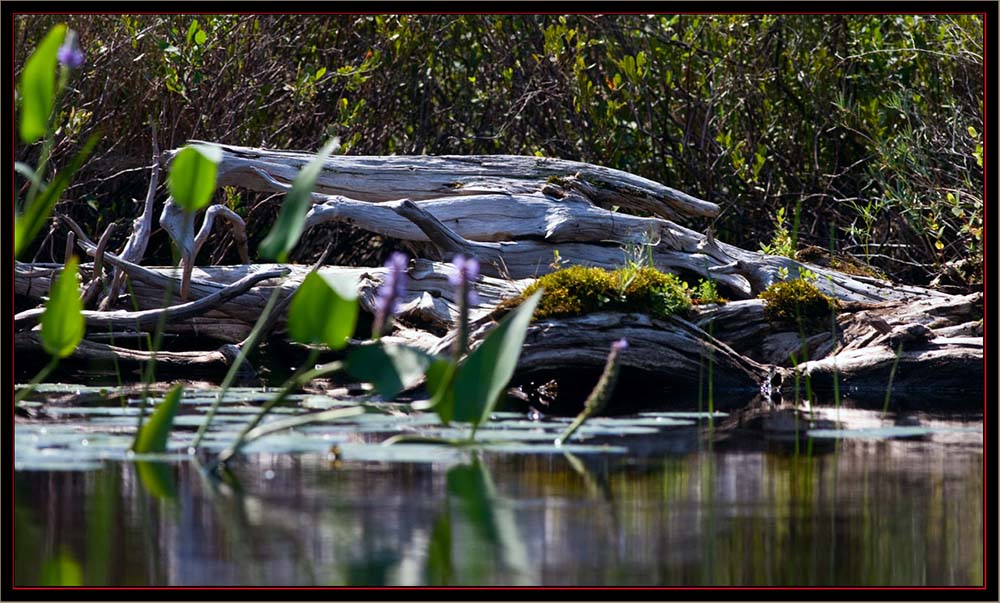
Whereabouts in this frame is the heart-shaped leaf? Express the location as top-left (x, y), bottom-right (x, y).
top-left (346, 343), bottom-right (434, 400)
top-left (167, 143), bottom-right (222, 212)
top-left (287, 270), bottom-right (358, 350)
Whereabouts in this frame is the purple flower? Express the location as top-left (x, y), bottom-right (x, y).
top-left (612, 338), bottom-right (629, 351)
top-left (57, 30), bottom-right (85, 69)
top-left (373, 252), bottom-right (408, 338)
top-left (449, 254), bottom-right (480, 307)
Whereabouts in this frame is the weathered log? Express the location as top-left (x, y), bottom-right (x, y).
top-left (15, 260), bottom-right (523, 346)
top-left (15, 268), bottom-right (286, 331)
top-left (171, 142), bottom-right (721, 221)
top-left (506, 312), bottom-right (769, 412)
top-left (15, 332), bottom-right (238, 367)
top-left (151, 143), bottom-right (943, 304)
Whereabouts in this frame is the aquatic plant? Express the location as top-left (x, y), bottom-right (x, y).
top-left (372, 251), bottom-right (409, 339)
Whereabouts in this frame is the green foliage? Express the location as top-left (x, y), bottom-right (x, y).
top-left (759, 278), bottom-right (840, 331)
top-left (132, 384), bottom-right (183, 453)
top-left (258, 137), bottom-right (339, 261)
top-left (692, 278), bottom-right (724, 304)
top-left (15, 135), bottom-right (98, 261)
top-left (427, 290), bottom-right (542, 428)
top-left (18, 24), bottom-right (66, 143)
top-left (287, 271), bottom-right (359, 350)
top-left (759, 207), bottom-right (795, 258)
top-left (135, 461), bottom-right (176, 499)
top-left (15, 14), bottom-right (980, 282)
top-left (39, 550), bottom-right (83, 586)
top-left (167, 143), bottom-right (221, 212)
top-left (40, 256), bottom-right (84, 359)
top-left (516, 265), bottom-right (692, 320)
top-left (345, 343), bottom-right (434, 401)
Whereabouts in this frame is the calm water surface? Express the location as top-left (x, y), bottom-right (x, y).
top-left (13, 395), bottom-right (983, 587)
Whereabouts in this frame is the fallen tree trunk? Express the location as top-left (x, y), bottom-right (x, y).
top-left (160, 144), bottom-right (941, 303)
top-left (172, 142), bottom-right (721, 221)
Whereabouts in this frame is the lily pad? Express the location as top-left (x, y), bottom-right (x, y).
top-left (807, 426), bottom-right (982, 440)
top-left (335, 442), bottom-right (468, 464)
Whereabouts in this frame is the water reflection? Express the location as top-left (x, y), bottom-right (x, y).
top-left (13, 429), bottom-right (983, 587)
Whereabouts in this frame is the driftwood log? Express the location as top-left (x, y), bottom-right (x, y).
top-left (14, 144), bottom-right (983, 412)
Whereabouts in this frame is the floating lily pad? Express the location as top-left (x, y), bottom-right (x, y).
top-left (335, 442), bottom-right (468, 464)
top-left (807, 426), bottom-right (982, 440)
top-left (44, 406), bottom-right (142, 416)
top-left (479, 442), bottom-right (629, 455)
top-left (241, 434), bottom-right (339, 454)
top-left (300, 396), bottom-right (361, 410)
top-left (638, 411), bottom-right (729, 419)
top-left (14, 457), bottom-right (104, 471)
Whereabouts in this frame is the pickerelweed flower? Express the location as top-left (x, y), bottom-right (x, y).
top-left (57, 30), bottom-right (85, 69)
top-left (449, 254), bottom-right (480, 357)
top-left (449, 254), bottom-right (480, 307)
top-left (372, 252), bottom-right (408, 338)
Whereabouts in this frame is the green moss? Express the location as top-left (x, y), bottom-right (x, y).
top-left (758, 278), bottom-right (840, 331)
top-left (506, 265), bottom-right (692, 320)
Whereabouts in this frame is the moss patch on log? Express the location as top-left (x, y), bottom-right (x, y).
top-left (758, 278), bottom-right (840, 331)
top-left (504, 265), bottom-right (694, 320)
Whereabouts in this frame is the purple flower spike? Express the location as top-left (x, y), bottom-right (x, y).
top-left (449, 254), bottom-right (480, 307)
top-left (612, 338), bottom-right (629, 351)
top-left (448, 254), bottom-right (480, 287)
top-left (373, 252), bottom-right (408, 338)
top-left (57, 30), bottom-right (85, 69)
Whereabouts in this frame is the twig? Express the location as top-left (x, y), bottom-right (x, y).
top-left (15, 268), bottom-right (287, 331)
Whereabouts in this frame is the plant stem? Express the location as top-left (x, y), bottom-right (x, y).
top-left (215, 351), bottom-right (343, 466)
top-left (192, 285), bottom-right (282, 450)
top-left (216, 405), bottom-right (366, 465)
top-left (881, 342), bottom-right (905, 418)
top-left (14, 356), bottom-right (60, 404)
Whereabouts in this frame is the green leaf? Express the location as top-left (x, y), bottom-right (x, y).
top-left (445, 459), bottom-right (529, 577)
top-left (419, 357), bottom-right (456, 422)
top-left (967, 126), bottom-right (978, 138)
top-left (40, 256), bottom-right (84, 359)
top-left (135, 461), bottom-right (176, 499)
top-left (132, 384), bottom-right (183, 453)
top-left (167, 143), bottom-right (221, 212)
top-left (40, 551), bottom-right (83, 586)
top-left (287, 271), bottom-right (358, 350)
top-left (194, 29), bottom-right (207, 45)
top-left (14, 162), bottom-right (40, 188)
top-left (15, 133), bottom-right (99, 260)
top-left (345, 343), bottom-right (434, 400)
top-left (424, 513), bottom-right (453, 585)
top-left (19, 24), bottom-right (66, 143)
top-left (258, 137), bottom-right (339, 261)
top-left (451, 289), bottom-right (542, 427)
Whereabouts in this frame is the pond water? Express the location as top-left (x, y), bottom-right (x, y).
top-left (12, 385), bottom-right (984, 587)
